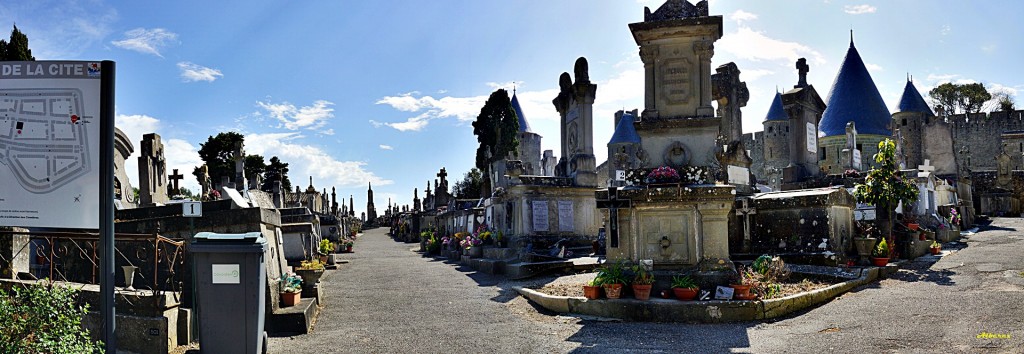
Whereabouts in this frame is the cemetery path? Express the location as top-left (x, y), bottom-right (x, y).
top-left (271, 220), bottom-right (1024, 353)
top-left (268, 227), bottom-right (577, 353)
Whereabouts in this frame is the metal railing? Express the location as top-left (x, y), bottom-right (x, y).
top-left (0, 230), bottom-right (185, 295)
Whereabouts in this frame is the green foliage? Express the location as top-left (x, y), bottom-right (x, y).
top-left (631, 265), bottom-right (655, 285)
top-left (931, 240), bottom-right (941, 248)
top-left (281, 273), bottom-right (302, 293)
top-left (262, 156), bottom-right (292, 192)
top-left (596, 261), bottom-right (628, 285)
top-left (244, 154), bottom-right (266, 188)
top-left (0, 282), bottom-right (104, 353)
top-left (471, 89), bottom-right (520, 191)
top-left (197, 132), bottom-right (246, 184)
top-left (873, 238), bottom-right (890, 258)
top-left (752, 255), bottom-right (773, 274)
top-left (854, 139), bottom-right (918, 230)
top-left (169, 187), bottom-right (196, 200)
top-left (991, 91), bottom-right (1016, 112)
top-left (452, 167), bottom-right (484, 199)
top-left (929, 82), bottom-right (992, 116)
top-left (671, 275), bottom-right (697, 289)
top-left (318, 239), bottom-right (333, 255)
top-left (0, 25), bottom-right (35, 61)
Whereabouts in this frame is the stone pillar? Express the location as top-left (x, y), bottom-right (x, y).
top-left (232, 141), bottom-right (246, 191)
top-left (273, 181), bottom-right (283, 208)
top-left (0, 227), bottom-right (29, 279)
top-left (552, 57), bottom-right (598, 187)
top-left (640, 46), bottom-right (658, 120)
top-left (137, 133), bottom-right (168, 206)
top-left (697, 200), bottom-right (738, 284)
top-left (695, 39), bottom-right (716, 117)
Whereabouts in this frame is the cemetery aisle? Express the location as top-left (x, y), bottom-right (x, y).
top-left (268, 227), bottom-right (576, 353)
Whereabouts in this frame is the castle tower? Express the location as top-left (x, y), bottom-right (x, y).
top-left (818, 33), bottom-right (891, 174)
top-left (511, 90), bottom-right (543, 175)
top-left (762, 91), bottom-right (790, 188)
top-left (366, 182), bottom-right (377, 221)
top-left (607, 109), bottom-right (642, 186)
top-left (893, 78), bottom-right (934, 170)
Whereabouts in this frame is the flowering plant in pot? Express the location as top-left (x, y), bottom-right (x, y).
top-left (318, 239), bottom-right (333, 263)
top-left (631, 265), bottom-right (655, 301)
top-left (596, 262), bottom-right (628, 299)
top-left (930, 240), bottom-right (942, 255)
top-left (730, 267), bottom-right (757, 300)
top-left (671, 275), bottom-right (699, 301)
top-left (872, 238), bottom-right (891, 266)
top-left (645, 166), bottom-right (681, 184)
top-left (280, 273), bottom-right (303, 307)
top-left (582, 276), bottom-right (604, 300)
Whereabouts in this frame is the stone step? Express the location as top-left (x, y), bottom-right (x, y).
top-left (504, 260), bottom-right (574, 279)
top-left (483, 247), bottom-right (518, 260)
top-left (268, 296), bottom-right (319, 335)
top-left (473, 259), bottom-right (506, 275)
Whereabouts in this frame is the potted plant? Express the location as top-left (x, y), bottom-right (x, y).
top-left (853, 139), bottom-right (918, 265)
top-left (344, 241), bottom-right (354, 253)
top-left (731, 268), bottom-right (758, 300)
top-left (645, 166), bottom-right (681, 185)
top-left (671, 275), bottom-right (699, 301)
top-left (872, 238), bottom-right (891, 266)
top-left (930, 240), bottom-right (942, 255)
top-left (318, 239), bottom-right (333, 264)
top-left (853, 221), bottom-right (878, 264)
top-left (461, 235), bottom-right (483, 257)
top-left (631, 265), bottom-right (655, 301)
top-left (597, 262), bottom-right (627, 299)
top-left (280, 273), bottom-right (302, 307)
top-left (294, 259), bottom-right (325, 290)
top-left (583, 276), bottom-right (604, 300)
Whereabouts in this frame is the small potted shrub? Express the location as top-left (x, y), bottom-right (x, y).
top-left (671, 275), bottom-right (699, 301)
top-left (280, 273), bottom-right (303, 307)
top-left (631, 265), bottom-right (655, 301)
top-left (344, 240), bottom-right (354, 253)
top-left (597, 262), bottom-right (627, 299)
top-left (318, 239), bottom-right (333, 264)
top-left (583, 276), bottom-right (604, 300)
top-left (930, 240), bottom-right (942, 255)
top-left (294, 259), bottom-right (325, 290)
top-left (872, 238), bottom-right (890, 267)
top-left (730, 267), bottom-right (757, 300)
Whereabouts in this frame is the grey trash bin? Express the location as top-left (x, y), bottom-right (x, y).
top-left (192, 232), bottom-right (268, 354)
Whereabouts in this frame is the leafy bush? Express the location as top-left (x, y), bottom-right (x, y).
top-left (0, 282), bottom-right (104, 353)
top-left (873, 238), bottom-right (890, 258)
top-left (318, 239), bottom-right (333, 255)
top-left (671, 275), bottom-right (697, 289)
top-left (596, 261), bottom-right (628, 285)
top-left (631, 265), bottom-right (655, 285)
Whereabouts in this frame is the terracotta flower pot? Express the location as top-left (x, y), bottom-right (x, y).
top-left (583, 285), bottom-right (602, 300)
top-left (872, 257), bottom-right (890, 267)
top-left (673, 287), bottom-right (698, 301)
top-left (603, 283), bottom-right (623, 299)
top-left (930, 247), bottom-right (941, 255)
top-left (908, 223), bottom-right (919, 231)
top-left (281, 292), bottom-right (300, 307)
top-left (730, 284), bottom-right (754, 300)
top-left (632, 284), bottom-right (653, 301)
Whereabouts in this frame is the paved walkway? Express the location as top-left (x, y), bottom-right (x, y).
top-left (272, 220), bottom-right (1024, 353)
top-left (269, 227), bottom-right (575, 353)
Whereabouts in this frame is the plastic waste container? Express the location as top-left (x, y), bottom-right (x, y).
top-left (192, 232), bottom-right (268, 354)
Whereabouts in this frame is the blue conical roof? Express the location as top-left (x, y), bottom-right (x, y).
top-left (896, 79), bottom-right (933, 115)
top-left (609, 112), bottom-right (641, 145)
top-left (510, 93), bottom-right (532, 133)
top-left (819, 39), bottom-right (892, 137)
top-left (764, 91), bottom-right (788, 121)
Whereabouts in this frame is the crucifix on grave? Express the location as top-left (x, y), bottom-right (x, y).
top-left (168, 169), bottom-right (184, 195)
top-left (737, 198), bottom-right (757, 253)
top-left (596, 187), bottom-right (631, 248)
top-left (917, 159), bottom-right (935, 178)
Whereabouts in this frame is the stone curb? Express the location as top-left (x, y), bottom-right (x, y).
top-left (515, 267), bottom-right (883, 323)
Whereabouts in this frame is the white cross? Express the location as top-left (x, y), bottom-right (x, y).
top-left (918, 159), bottom-right (935, 178)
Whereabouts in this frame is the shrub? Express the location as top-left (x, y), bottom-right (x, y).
top-left (0, 282), bottom-right (104, 353)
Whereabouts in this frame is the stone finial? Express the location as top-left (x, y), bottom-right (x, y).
top-left (574, 57), bottom-right (589, 83)
top-left (559, 72), bottom-right (572, 92)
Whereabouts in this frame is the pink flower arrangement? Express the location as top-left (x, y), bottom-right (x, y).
top-left (460, 236), bottom-right (482, 250)
top-left (646, 166), bottom-right (680, 183)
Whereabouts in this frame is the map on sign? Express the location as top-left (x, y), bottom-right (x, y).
top-left (0, 61), bottom-right (103, 229)
top-left (0, 89), bottom-right (93, 193)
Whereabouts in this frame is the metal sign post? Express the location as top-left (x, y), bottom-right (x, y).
top-left (99, 60), bottom-right (117, 353)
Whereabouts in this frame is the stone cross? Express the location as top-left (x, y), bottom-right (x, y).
top-left (137, 133), bottom-right (168, 206)
top-left (711, 62), bottom-right (749, 144)
top-left (918, 159), bottom-right (935, 178)
top-left (168, 169), bottom-right (184, 193)
top-left (737, 198), bottom-right (757, 252)
top-left (437, 168), bottom-right (448, 192)
top-left (796, 58), bottom-right (809, 88)
top-left (233, 141), bottom-right (246, 191)
top-left (596, 187), bottom-right (631, 248)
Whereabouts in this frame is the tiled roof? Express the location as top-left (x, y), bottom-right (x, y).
top-left (820, 39), bottom-right (892, 136)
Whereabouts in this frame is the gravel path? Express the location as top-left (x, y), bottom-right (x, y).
top-left (270, 219), bottom-right (1024, 353)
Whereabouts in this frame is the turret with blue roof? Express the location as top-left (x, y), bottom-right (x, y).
top-left (895, 79), bottom-right (933, 115)
top-left (819, 33), bottom-right (892, 137)
top-left (764, 91), bottom-right (788, 122)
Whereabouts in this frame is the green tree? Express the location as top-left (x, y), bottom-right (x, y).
top-left (994, 91), bottom-right (1016, 112)
top-left (452, 167), bottom-right (484, 199)
top-left (471, 89), bottom-right (519, 193)
top-left (195, 132), bottom-right (245, 185)
top-left (244, 154), bottom-right (266, 188)
top-left (928, 83), bottom-right (959, 117)
top-left (853, 139), bottom-right (918, 252)
top-left (958, 82), bottom-right (991, 114)
top-left (0, 25), bottom-right (35, 61)
top-left (262, 156), bottom-right (292, 192)
top-left (168, 187), bottom-right (196, 200)
top-left (0, 282), bottom-right (104, 353)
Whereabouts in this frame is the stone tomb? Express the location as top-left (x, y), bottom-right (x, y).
top-left (741, 187), bottom-right (856, 266)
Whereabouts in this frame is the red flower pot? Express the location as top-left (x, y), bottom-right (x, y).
top-left (930, 247), bottom-right (941, 255)
top-left (281, 292), bottom-right (300, 307)
top-left (673, 287), bottom-right (698, 301)
top-left (583, 285), bottom-right (602, 300)
top-left (872, 257), bottom-right (890, 267)
top-left (632, 284), bottom-right (653, 301)
top-left (730, 284), bottom-right (755, 300)
top-left (908, 223), bottom-right (919, 231)
top-left (603, 283), bottom-right (623, 299)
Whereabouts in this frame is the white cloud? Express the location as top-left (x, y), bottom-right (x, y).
top-left (865, 63), bottom-right (883, 72)
top-left (981, 44), bottom-right (997, 53)
top-left (718, 26), bottom-right (826, 65)
top-left (111, 28), bottom-right (178, 57)
top-left (373, 92), bottom-right (487, 131)
top-left (926, 73), bottom-right (959, 83)
top-left (255, 99), bottom-right (334, 131)
top-left (740, 69), bottom-right (775, 82)
top-left (729, 10), bottom-right (758, 24)
top-left (940, 25), bottom-right (951, 36)
top-left (245, 132), bottom-right (391, 188)
top-left (0, 3), bottom-right (117, 59)
top-left (843, 5), bottom-right (876, 15)
top-left (177, 62), bottom-right (223, 82)
top-left (379, 144), bottom-right (394, 150)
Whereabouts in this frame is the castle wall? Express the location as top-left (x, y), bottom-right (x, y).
top-left (952, 111), bottom-right (1024, 171)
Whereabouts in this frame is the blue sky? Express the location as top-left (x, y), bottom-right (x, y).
top-left (2, 0), bottom-right (1020, 216)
